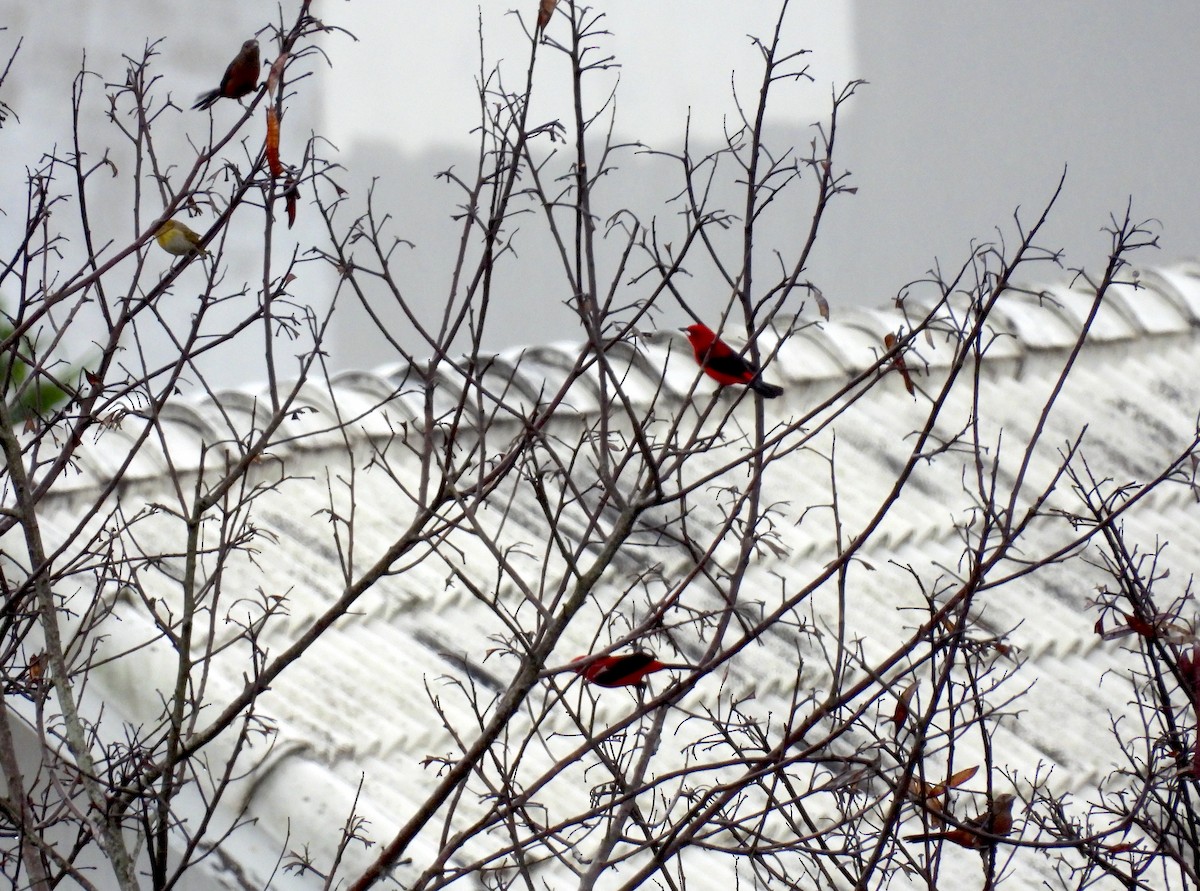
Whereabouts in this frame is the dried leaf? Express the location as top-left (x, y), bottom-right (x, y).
top-left (942, 765), bottom-right (979, 791)
top-left (912, 766), bottom-right (978, 802)
top-left (892, 682), bottom-right (917, 728)
top-left (266, 51), bottom-right (288, 95)
top-left (84, 369), bottom-right (102, 388)
top-left (812, 284), bottom-right (830, 321)
top-left (1179, 646), bottom-right (1200, 705)
top-left (1159, 622), bottom-right (1193, 645)
top-left (926, 796), bottom-right (945, 825)
top-left (906, 778), bottom-right (931, 798)
top-left (283, 178), bottom-right (299, 229)
top-left (537, 0), bottom-right (558, 33)
top-left (1122, 610), bottom-right (1157, 639)
top-left (884, 332), bottom-right (916, 396)
top-left (420, 754), bottom-right (451, 773)
top-left (906, 779), bottom-right (946, 825)
top-left (1097, 623), bottom-right (1134, 642)
top-left (265, 107), bottom-right (283, 178)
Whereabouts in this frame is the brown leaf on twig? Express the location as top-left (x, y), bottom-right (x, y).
top-left (282, 178), bottom-right (299, 228)
top-left (907, 766), bottom-right (979, 828)
top-left (266, 51), bottom-right (288, 96)
top-left (537, 0), bottom-right (558, 33)
top-left (908, 766), bottom-right (977, 804)
top-left (892, 682), bottom-right (916, 729)
top-left (812, 284), bottom-right (830, 320)
top-left (1179, 646), bottom-right (1200, 706)
top-left (1122, 610), bottom-right (1157, 639)
top-left (884, 332), bottom-right (915, 396)
top-left (941, 766), bottom-right (979, 792)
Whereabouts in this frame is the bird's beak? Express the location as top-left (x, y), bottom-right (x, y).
top-left (678, 327), bottom-right (688, 334)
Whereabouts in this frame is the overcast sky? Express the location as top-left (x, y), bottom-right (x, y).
top-left (324, 2), bottom-right (855, 153)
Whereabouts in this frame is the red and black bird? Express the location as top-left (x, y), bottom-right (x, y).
top-left (573, 652), bottom-right (666, 688)
top-left (193, 39), bottom-right (261, 111)
top-left (682, 323), bottom-right (783, 399)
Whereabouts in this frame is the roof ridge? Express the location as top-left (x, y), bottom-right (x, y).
top-left (21, 264), bottom-right (1200, 496)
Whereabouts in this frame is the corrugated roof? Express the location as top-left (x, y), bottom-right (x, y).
top-left (6, 264), bottom-right (1200, 889)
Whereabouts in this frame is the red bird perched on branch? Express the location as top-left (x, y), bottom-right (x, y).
top-left (905, 793), bottom-right (1016, 849)
top-left (572, 652), bottom-right (667, 688)
top-left (682, 323), bottom-right (783, 399)
top-left (193, 39), bottom-right (261, 111)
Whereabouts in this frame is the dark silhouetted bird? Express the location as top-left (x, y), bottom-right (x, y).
top-left (193, 39), bottom-right (261, 111)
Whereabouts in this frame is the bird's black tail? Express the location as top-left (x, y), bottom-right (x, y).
top-left (192, 90), bottom-right (220, 111)
top-left (750, 378), bottom-right (783, 399)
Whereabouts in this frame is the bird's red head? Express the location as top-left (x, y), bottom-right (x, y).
top-left (682, 323), bottom-right (718, 355)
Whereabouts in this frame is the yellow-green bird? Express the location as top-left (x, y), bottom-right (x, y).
top-left (155, 219), bottom-right (208, 258)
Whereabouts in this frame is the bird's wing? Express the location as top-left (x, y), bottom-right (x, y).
top-left (703, 350), bottom-right (756, 379)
